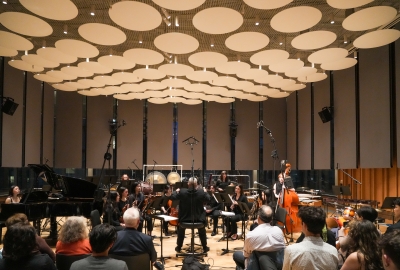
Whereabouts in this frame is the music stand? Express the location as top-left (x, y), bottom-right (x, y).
top-left (153, 184), bottom-right (165, 194)
top-left (341, 186), bottom-right (351, 196)
top-left (174, 182), bottom-right (188, 189)
top-left (224, 186), bottom-right (235, 194)
top-left (237, 202), bottom-right (251, 241)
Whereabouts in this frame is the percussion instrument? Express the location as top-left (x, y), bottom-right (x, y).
top-left (343, 207), bottom-right (355, 218)
top-left (167, 172), bottom-right (180, 184)
top-left (326, 217), bottom-right (339, 230)
top-left (145, 171), bottom-right (167, 184)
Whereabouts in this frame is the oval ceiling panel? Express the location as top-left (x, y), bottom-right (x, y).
top-left (271, 6), bottom-right (322, 33)
top-left (77, 79), bottom-right (105, 88)
top-left (291, 31), bottom-right (336, 50)
top-left (47, 70), bottom-right (77, 81)
top-left (121, 84), bottom-right (146, 93)
top-left (215, 61), bottom-right (250, 75)
top-left (158, 64), bottom-right (194, 76)
top-left (0, 12), bottom-right (52, 37)
top-left (37, 47), bottom-right (77, 64)
top-left (209, 76), bottom-right (238, 87)
top-left (184, 83), bottom-right (211, 92)
top-left (321, 58), bottom-right (358, 71)
top-left (0, 46), bottom-right (17, 57)
top-left (77, 61), bottom-right (113, 74)
top-left (112, 72), bottom-right (142, 83)
top-left (132, 68), bottom-right (165, 80)
top-left (254, 75), bottom-right (283, 84)
top-left (161, 78), bottom-right (191, 88)
top-left (93, 75), bottom-right (122, 86)
top-left (327, 0), bottom-right (373, 9)
top-left (225, 32), bottom-right (269, 52)
top-left (353, 29), bottom-right (400, 49)
top-left (61, 66), bottom-right (94, 77)
top-left (0, 31), bottom-right (33, 51)
top-left (250, 49), bottom-right (289, 66)
top-left (285, 67), bottom-right (317, 78)
top-left (186, 70), bottom-right (218, 82)
top-left (22, 54), bottom-right (59, 68)
top-left (237, 68), bottom-right (268, 80)
top-left (343, 6), bottom-right (397, 31)
top-left (269, 59), bottom-right (304, 73)
top-left (188, 52), bottom-right (228, 68)
top-left (282, 84), bottom-right (306, 91)
top-left (52, 83), bottom-right (76, 91)
top-left (8, 60), bottom-right (44, 72)
top-left (141, 81), bottom-right (167, 90)
top-left (78, 23), bottom-right (126, 46)
top-left (308, 48), bottom-right (348, 64)
top-left (20, 0), bottom-right (78, 20)
top-left (298, 73), bottom-right (328, 83)
top-left (98, 55), bottom-right (135, 70)
top-left (227, 80), bottom-right (254, 90)
top-left (154, 33), bottom-right (199, 54)
top-left (243, 0), bottom-right (293, 10)
top-left (193, 7), bottom-right (243, 34)
top-left (55, 39), bottom-right (99, 58)
top-left (123, 48), bottom-right (164, 66)
top-left (152, 0), bottom-right (206, 10)
top-left (33, 74), bottom-right (63, 83)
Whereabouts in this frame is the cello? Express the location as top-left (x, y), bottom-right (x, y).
top-left (278, 163), bottom-right (302, 238)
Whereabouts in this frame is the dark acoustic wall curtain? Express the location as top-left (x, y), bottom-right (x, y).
top-left (396, 23), bottom-right (400, 168)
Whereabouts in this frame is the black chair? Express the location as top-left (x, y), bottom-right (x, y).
top-left (90, 209), bottom-right (101, 229)
top-left (109, 253), bottom-right (152, 270)
top-left (274, 207), bottom-right (289, 245)
top-left (176, 222), bottom-right (207, 258)
top-left (254, 250), bottom-right (283, 270)
top-left (56, 253), bottom-right (90, 270)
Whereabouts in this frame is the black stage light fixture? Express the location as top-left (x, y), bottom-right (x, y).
top-left (318, 107), bottom-right (333, 123)
top-left (2, 97), bottom-right (19, 116)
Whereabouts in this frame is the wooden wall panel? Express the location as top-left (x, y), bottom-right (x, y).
top-left (396, 23), bottom-right (400, 168)
top-left (298, 85), bottom-right (311, 170)
top-left (43, 83), bottom-right (54, 166)
top-left (287, 93), bottom-right (297, 168)
top-left (236, 100), bottom-right (258, 170)
top-left (117, 99), bottom-right (143, 170)
top-left (25, 74), bottom-right (41, 165)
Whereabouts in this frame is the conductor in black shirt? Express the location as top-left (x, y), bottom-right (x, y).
top-left (171, 177), bottom-right (210, 253)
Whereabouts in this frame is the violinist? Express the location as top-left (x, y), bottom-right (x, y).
top-left (120, 174), bottom-right (129, 181)
top-left (226, 185), bottom-right (248, 240)
top-left (206, 185), bottom-right (222, 236)
top-left (160, 185), bottom-right (172, 236)
top-left (103, 191), bottom-right (124, 231)
top-left (216, 171), bottom-right (230, 192)
top-left (117, 186), bottom-right (129, 213)
top-left (128, 182), bottom-right (153, 236)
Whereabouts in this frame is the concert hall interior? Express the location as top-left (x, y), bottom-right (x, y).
top-left (0, 0), bottom-right (399, 269)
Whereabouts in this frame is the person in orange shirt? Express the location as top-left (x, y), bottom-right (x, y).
top-left (56, 216), bottom-right (92, 255)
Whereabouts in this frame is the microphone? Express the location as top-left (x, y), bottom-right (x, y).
top-left (153, 159), bottom-right (158, 164)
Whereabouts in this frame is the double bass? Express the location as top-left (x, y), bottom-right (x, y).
top-left (277, 163), bottom-right (301, 237)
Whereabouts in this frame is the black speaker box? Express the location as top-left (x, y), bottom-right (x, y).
top-left (318, 107), bottom-right (332, 123)
top-left (2, 99), bottom-right (19, 116)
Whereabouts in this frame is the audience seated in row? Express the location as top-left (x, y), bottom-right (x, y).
top-left (380, 230), bottom-right (400, 270)
top-left (56, 216), bottom-right (92, 255)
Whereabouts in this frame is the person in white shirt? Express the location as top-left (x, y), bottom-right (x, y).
top-left (283, 206), bottom-right (338, 270)
top-left (233, 205), bottom-right (285, 270)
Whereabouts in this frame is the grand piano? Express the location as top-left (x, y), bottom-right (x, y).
top-left (0, 164), bottom-right (102, 238)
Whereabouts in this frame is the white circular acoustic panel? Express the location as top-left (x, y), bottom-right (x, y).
top-left (0, 46), bottom-right (17, 57)
top-left (220, 90), bottom-right (243, 98)
top-left (161, 78), bottom-right (191, 88)
top-left (164, 96), bottom-right (186, 103)
top-left (158, 64), bottom-right (194, 77)
top-left (188, 52), bottom-right (228, 68)
top-left (112, 72), bottom-right (142, 83)
top-left (91, 88), bottom-right (114, 96)
top-left (79, 23), bottom-right (126, 46)
top-left (321, 58), bottom-right (358, 71)
top-left (148, 98), bottom-right (169, 104)
top-left (104, 86), bottom-right (128, 94)
top-left (146, 90), bottom-right (169, 98)
top-left (269, 59), bottom-right (304, 73)
top-left (343, 6), bottom-right (397, 31)
top-left (93, 75), bottom-right (122, 86)
top-left (114, 94), bottom-right (133, 100)
top-left (20, 0), bottom-right (78, 20)
top-left (55, 39), bottom-right (99, 58)
top-left (8, 60), bottom-right (43, 72)
top-left (201, 95), bottom-right (219, 102)
top-left (209, 76), bottom-right (238, 87)
top-left (250, 49), bottom-right (289, 66)
top-left (203, 87), bottom-right (229, 95)
top-left (61, 66), bottom-right (94, 78)
top-left (270, 79), bottom-right (296, 89)
top-left (282, 84), bottom-right (306, 91)
top-left (65, 82), bottom-right (87, 90)
top-left (184, 83), bottom-right (211, 92)
top-left (22, 54), bottom-right (59, 68)
top-left (109, 1), bottom-right (161, 31)
top-left (225, 32), bottom-right (269, 52)
top-left (327, 0), bottom-right (373, 9)
top-left (353, 29), bottom-right (400, 49)
top-left (186, 70), bottom-right (218, 82)
top-left (0, 31), bottom-right (33, 51)
top-left (285, 67), bottom-right (317, 78)
top-left (52, 83), bottom-right (75, 91)
top-left (0, 12), bottom-right (52, 37)
top-left (121, 84), bottom-right (145, 93)
top-left (271, 6), bottom-right (322, 33)
top-left (154, 33), bottom-right (199, 55)
top-left (193, 7), bottom-right (243, 34)
top-left (291, 31), bottom-right (336, 50)
top-left (255, 75), bottom-right (283, 84)
top-left (77, 79), bottom-right (105, 88)
top-left (78, 90), bottom-right (100, 97)
top-left (237, 93), bottom-right (256, 100)
top-left (98, 56), bottom-right (135, 70)
top-left (243, 0), bottom-right (293, 10)
top-left (123, 48), bottom-right (164, 66)
top-left (243, 85), bottom-right (269, 93)
top-left (152, 0), bottom-right (205, 10)
top-left (246, 96), bottom-right (268, 102)
top-left (47, 70), bottom-right (77, 81)
top-left (133, 68), bottom-right (165, 80)
top-left (215, 97), bottom-right (235, 103)
top-left (256, 88), bottom-right (280, 96)
top-left (182, 92), bottom-right (206, 99)
top-left (268, 92), bottom-right (290, 98)
top-left (215, 61), bottom-right (250, 75)
top-left (77, 61), bottom-right (113, 74)
top-left (298, 73), bottom-right (328, 83)
top-left (163, 89), bottom-right (187, 96)
top-left (308, 48), bottom-right (348, 64)
top-left (141, 81), bottom-right (166, 90)
top-left (237, 68), bottom-right (268, 80)
top-left (228, 80), bottom-right (254, 90)
top-left (182, 99), bottom-right (203, 105)
top-left (33, 74), bottom-right (62, 83)
top-left (37, 47), bottom-right (77, 64)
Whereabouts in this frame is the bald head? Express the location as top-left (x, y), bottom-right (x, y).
top-left (258, 205), bottom-right (273, 224)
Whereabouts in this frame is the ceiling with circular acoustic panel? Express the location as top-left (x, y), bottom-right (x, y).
top-left (201, 95), bottom-right (219, 102)
top-left (64, 82), bottom-right (87, 90)
top-left (353, 29), bottom-right (400, 49)
top-left (158, 64), bottom-right (194, 76)
top-left (33, 74), bottom-right (62, 83)
top-left (209, 76), bottom-right (238, 87)
top-left (77, 61), bottom-right (113, 74)
top-left (184, 83), bottom-right (211, 92)
top-left (152, 0), bottom-right (206, 10)
top-left (342, 6), bottom-right (397, 31)
top-left (19, 0), bottom-right (78, 20)
top-left (61, 66), bottom-right (94, 78)
top-left (237, 68), bottom-right (268, 80)
top-left (285, 67), bottom-right (317, 78)
top-left (146, 90), bottom-right (169, 98)
top-left (47, 70), bottom-right (77, 81)
top-left (188, 52), bottom-right (228, 68)
top-left (161, 78), bottom-right (190, 88)
top-left (109, 1), bottom-right (161, 31)
top-left (182, 92), bottom-right (205, 99)
top-left (243, 0), bottom-right (293, 10)
top-left (250, 49), bottom-right (289, 66)
top-left (256, 88), bottom-right (280, 96)
top-left (103, 86), bottom-right (128, 94)
top-left (0, 31), bottom-right (33, 51)
top-left (270, 79), bottom-right (296, 89)
top-left (192, 7), bottom-right (243, 34)
top-left (271, 6), bottom-right (322, 33)
top-left (225, 32), bottom-right (270, 52)
top-left (78, 90), bottom-right (100, 97)
top-left (182, 99), bottom-right (203, 105)
top-left (164, 96), bottom-right (186, 103)
top-left (132, 68), bottom-right (165, 80)
top-left (78, 23), bottom-right (126, 46)
top-left (321, 58), bottom-right (358, 70)
top-left (0, 12), bottom-right (52, 37)
top-left (141, 81), bottom-right (167, 90)
top-left (269, 59), bottom-right (304, 73)
top-left (282, 84), bottom-right (306, 91)
top-left (215, 97), bottom-right (235, 103)
top-left (268, 92), bottom-right (291, 98)
top-left (163, 89), bottom-right (187, 96)
top-left (215, 61), bottom-right (250, 75)
top-left (113, 94), bottom-right (134, 100)
top-left (77, 79), bottom-right (105, 88)
top-left (243, 85), bottom-right (269, 93)
top-left (123, 48), bottom-right (164, 66)
top-left (148, 98), bottom-right (169, 104)
top-left (121, 84), bottom-right (146, 93)
top-left (37, 47), bottom-right (77, 64)
top-left (228, 80), bottom-right (254, 90)
top-left (52, 83), bottom-right (76, 92)
top-left (245, 96), bottom-right (268, 102)
top-left (98, 55), bottom-right (135, 70)
top-left (112, 72), bottom-right (142, 83)
top-left (291, 31), bottom-right (336, 50)
top-left (154, 33), bottom-right (199, 55)
top-left (0, 46), bottom-right (17, 57)
top-left (220, 90), bottom-right (243, 98)
top-left (186, 70), bottom-right (218, 82)
top-left (308, 48), bottom-right (348, 64)
top-left (93, 75), bottom-right (122, 86)
top-left (8, 60), bottom-right (44, 72)
top-left (91, 88), bottom-right (113, 96)
top-left (203, 87), bottom-right (229, 95)
top-left (55, 39), bottom-right (99, 58)
top-left (254, 74), bottom-right (283, 84)
top-left (22, 54), bottom-right (59, 68)
top-left (298, 72), bottom-right (328, 83)
top-left (327, 0), bottom-right (373, 9)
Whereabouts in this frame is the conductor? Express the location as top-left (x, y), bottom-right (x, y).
top-left (171, 177), bottom-right (210, 253)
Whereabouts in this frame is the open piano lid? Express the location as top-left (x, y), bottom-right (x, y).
top-left (28, 164), bottom-right (97, 199)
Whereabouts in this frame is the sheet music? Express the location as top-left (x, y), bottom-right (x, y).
top-left (157, 214), bottom-right (178, 221)
top-left (220, 211), bottom-right (235, 216)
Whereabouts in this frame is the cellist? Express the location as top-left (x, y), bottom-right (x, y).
top-left (160, 184), bottom-right (172, 236)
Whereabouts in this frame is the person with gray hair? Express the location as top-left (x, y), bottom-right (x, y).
top-left (233, 205), bottom-right (285, 270)
top-left (56, 216), bottom-right (92, 255)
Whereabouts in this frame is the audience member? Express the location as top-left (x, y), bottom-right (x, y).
top-left (103, 191), bottom-right (125, 231)
top-left (386, 198), bottom-right (400, 234)
top-left (379, 230), bottom-right (400, 270)
top-left (233, 205), bottom-right (285, 270)
top-left (56, 216), bottom-right (92, 255)
top-left (0, 223), bottom-right (56, 270)
top-left (70, 224), bottom-right (128, 270)
top-left (283, 206), bottom-right (338, 270)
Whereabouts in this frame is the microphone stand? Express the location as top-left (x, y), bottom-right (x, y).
top-left (132, 159), bottom-right (141, 180)
top-left (338, 167), bottom-right (362, 209)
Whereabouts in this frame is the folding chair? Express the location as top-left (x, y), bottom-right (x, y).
top-left (274, 207), bottom-right (289, 245)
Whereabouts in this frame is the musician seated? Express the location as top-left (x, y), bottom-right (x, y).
top-left (160, 185), bottom-right (172, 236)
top-left (120, 174), bottom-right (129, 181)
top-left (56, 216), bottom-right (92, 255)
top-left (379, 230), bottom-right (400, 270)
top-left (385, 198), bottom-right (400, 235)
top-left (226, 185), bottom-right (248, 240)
top-left (103, 191), bottom-right (125, 231)
top-left (3, 213), bottom-right (55, 262)
top-left (117, 186), bottom-right (129, 213)
top-left (128, 182), bottom-right (153, 236)
top-left (0, 223), bottom-right (56, 270)
top-left (216, 171), bottom-right (230, 192)
top-left (206, 185), bottom-right (222, 236)
top-left (70, 224), bottom-right (127, 270)
top-left (5, 185), bottom-right (21, 204)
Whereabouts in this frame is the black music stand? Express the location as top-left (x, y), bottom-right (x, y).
top-left (381, 197), bottom-right (398, 223)
top-left (224, 186), bottom-right (235, 194)
top-left (174, 182), bottom-right (188, 189)
top-left (237, 202), bottom-right (251, 241)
